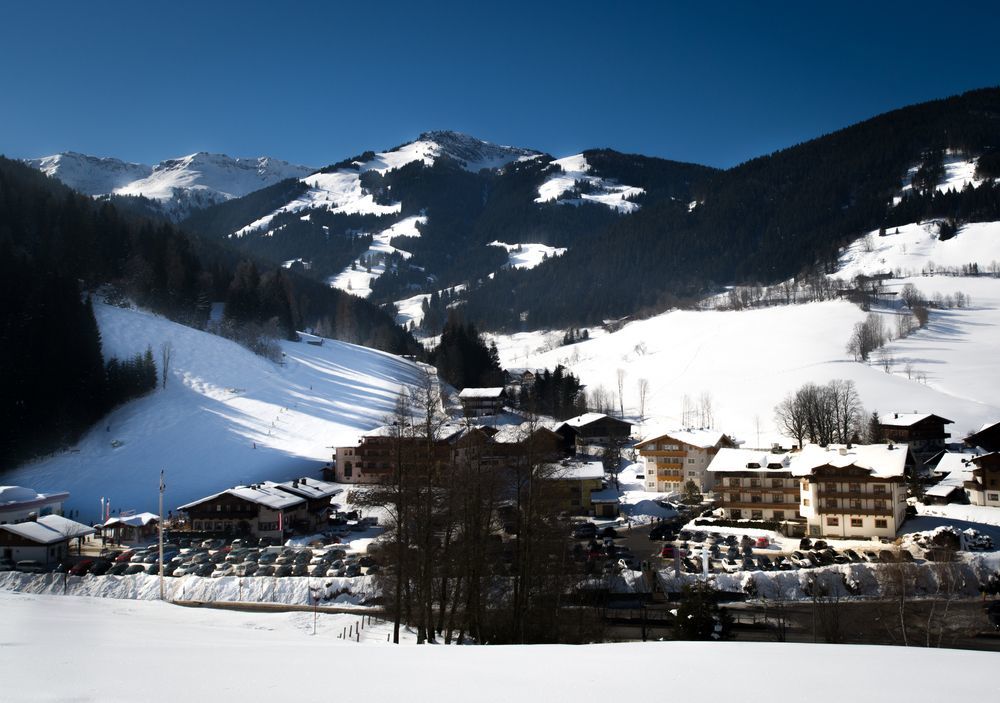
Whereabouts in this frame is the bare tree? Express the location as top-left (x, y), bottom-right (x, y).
top-left (615, 368), bottom-right (626, 419)
top-left (637, 378), bottom-right (650, 424)
top-left (774, 391), bottom-right (808, 449)
top-left (698, 391), bottom-right (714, 427)
top-left (160, 341), bottom-right (172, 389)
top-left (846, 313), bottom-right (886, 361)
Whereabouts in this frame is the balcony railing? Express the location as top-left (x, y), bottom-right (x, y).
top-left (816, 506), bottom-right (893, 516)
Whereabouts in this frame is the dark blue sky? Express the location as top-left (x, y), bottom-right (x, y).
top-left (2, 1), bottom-right (998, 169)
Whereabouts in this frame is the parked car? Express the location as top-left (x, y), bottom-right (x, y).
top-left (16, 560), bottom-right (45, 573)
top-left (799, 537), bottom-right (812, 550)
top-left (108, 562), bottom-right (130, 576)
top-left (844, 549), bottom-right (862, 562)
top-left (274, 565), bottom-right (292, 578)
top-left (878, 550), bottom-right (896, 563)
top-left (90, 559), bottom-right (113, 576)
top-left (115, 550), bottom-right (136, 563)
top-left (756, 555), bottom-right (773, 570)
top-left (212, 564), bottom-right (235, 578)
top-left (69, 560), bottom-right (95, 576)
top-left (124, 564), bottom-right (146, 575)
top-left (600, 526), bottom-right (618, 539)
top-left (292, 563), bottom-right (309, 577)
top-left (755, 536), bottom-right (770, 548)
top-left (899, 550), bottom-right (915, 562)
top-left (194, 563), bottom-right (215, 577)
top-left (864, 550), bottom-right (879, 563)
top-left (0, 558), bottom-right (16, 572)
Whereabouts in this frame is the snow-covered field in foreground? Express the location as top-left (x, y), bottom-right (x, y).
top-left (3, 302), bottom-right (427, 521)
top-left (3, 591), bottom-right (996, 703)
top-left (489, 275), bottom-right (1000, 446)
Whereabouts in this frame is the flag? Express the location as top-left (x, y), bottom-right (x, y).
top-left (278, 511), bottom-right (283, 533)
top-left (159, 470), bottom-right (165, 493)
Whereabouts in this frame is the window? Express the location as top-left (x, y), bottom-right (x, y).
top-left (729, 478), bottom-right (740, 488)
top-left (824, 483), bottom-right (836, 491)
top-left (216, 505), bottom-right (222, 512)
top-left (750, 478), bottom-right (761, 487)
top-left (344, 462), bottom-right (353, 478)
top-left (731, 510), bottom-right (742, 519)
top-left (773, 511), bottom-right (785, 520)
top-left (849, 482), bottom-right (861, 493)
top-left (728, 494), bottom-right (739, 503)
top-left (873, 484), bottom-right (886, 494)
top-left (751, 510), bottom-right (763, 520)
top-left (688, 458), bottom-right (696, 464)
top-left (988, 493), bottom-right (999, 501)
top-left (751, 495), bottom-right (762, 503)
top-left (771, 479), bottom-right (783, 488)
top-left (826, 517), bottom-right (839, 527)
top-left (850, 500), bottom-right (863, 510)
top-left (875, 519), bottom-right (888, 529)
top-left (771, 495), bottom-right (784, 503)
top-left (194, 521), bottom-right (202, 530)
top-left (850, 518), bottom-right (863, 528)
top-left (802, 498), bottom-right (810, 507)
top-left (688, 471), bottom-right (696, 477)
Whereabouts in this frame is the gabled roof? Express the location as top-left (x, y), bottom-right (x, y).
top-left (458, 387), bottom-right (506, 399)
top-left (931, 452), bottom-right (977, 476)
top-left (274, 477), bottom-right (342, 501)
top-left (792, 444), bottom-right (908, 479)
top-left (558, 413), bottom-right (631, 431)
top-left (878, 413), bottom-right (953, 428)
top-left (103, 512), bottom-right (159, 529)
top-left (37, 514), bottom-right (96, 539)
top-left (544, 459), bottom-right (606, 481)
top-left (707, 448), bottom-right (793, 473)
top-left (0, 521), bottom-right (69, 545)
top-left (492, 421), bottom-right (561, 444)
top-left (0, 486), bottom-right (70, 510)
top-left (362, 422), bottom-right (465, 442)
top-left (637, 427), bottom-right (733, 450)
top-left (178, 484), bottom-right (305, 512)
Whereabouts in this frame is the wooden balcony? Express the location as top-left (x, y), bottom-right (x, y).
top-left (817, 506), bottom-right (893, 516)
top-left (817, 488), bottom-right (889, 499)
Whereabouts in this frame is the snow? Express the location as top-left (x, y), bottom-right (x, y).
top-left (26, 151), bottom-right (314, 218)
top-left (838, 220), bottom-right (1000, 279)
top-left (327, 215), bottom-right (426, 297)
top-left (2, 590), bottom-right (996, 702)
top-left (3, 301), bottom-right (430, 522)
top-left (535, 154), bottom-right (644, 213)
top-left (393, 284), bottom-right (466, 329)
top-left (489, 277), bottom-right (1000, 449)
top-left (489, 241), bottom-right (566, 270)
top-left (637, 427), bottom-right (730, 449)
top-left (900, 151), bottom-right (983, 198)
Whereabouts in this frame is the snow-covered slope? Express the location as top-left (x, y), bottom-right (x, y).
top-left (488, 241), bottom-right (567, 270)
top-left (838, 220), bottom-right (1000, 279)
top-left (26, 151), bottom-right (314, 219)
top-left (489, 276), bottom-right (1000, 446)
top-left (3, 302), bottom-right (428, 521)
top-left (328, 215), bottom-right (426, 297)
top-left (900, 150), bottom-right (983, 197)
top-left (2, 590), bottom-right (994, 702)
top-left (234, 131), bottom-right (539, 238)
top-left (535, 154), bottom-right (644, 213)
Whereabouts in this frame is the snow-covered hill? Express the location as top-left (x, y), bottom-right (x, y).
top-left (3, 302), bottom-right (428, 521)
top-left (234, 131), bottom-right (539, 238)
top-left (25, 151), bottom-right (314, 219)
top-left (486, 216), bottom-right (1000, 446)
top-left (535, 153), bottom-right (644, 213)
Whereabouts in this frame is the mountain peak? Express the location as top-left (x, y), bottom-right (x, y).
top-left (414, 130), bottom-right (541, 171)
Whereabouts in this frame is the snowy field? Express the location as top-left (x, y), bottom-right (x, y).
top-left (328, 215), bottom-right (426, 297)
top-left (535, 153), bottom-right (644, 213)
top-left (3, 302), bottom-right (429, 521)
top-left (489, 219), bottom-right (1000, 446)
top-left (489, 241), bottom-right (567, 270)
top-left (3, 590), bottom-right (996, 703)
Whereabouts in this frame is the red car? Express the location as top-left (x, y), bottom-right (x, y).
top-left (115, 550), bottom-right (136, 563)
top-left (660, 545), bottom-right (676, 558)
top-left (69, 560), bottom-right (94, 576)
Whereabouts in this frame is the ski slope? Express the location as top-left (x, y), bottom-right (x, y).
top-left (3, 302), bottom-right (428, 522)
top-left (2, 590), bottom-right (994, 703)
top-left (328, 215), bottom-right (426, 297)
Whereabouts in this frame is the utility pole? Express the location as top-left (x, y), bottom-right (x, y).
top-left (158, 470), bottom-right (165, 601)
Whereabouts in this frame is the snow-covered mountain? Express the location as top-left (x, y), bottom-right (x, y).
top-left (25, 151), bottom-right (314, 220)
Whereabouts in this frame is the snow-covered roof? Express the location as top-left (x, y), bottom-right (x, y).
top-left (0, 485), bottom-right (69, 509)
top-left (879, 413), bottom-right (953, 427)
top-left (274, 478), bottom-right (342, 501)
top-left (362, 422), bottom-right (466, 441)
top-left (0, 521), bottom-right (69, 545)
top-left (637, 427), bottom-right (731, 450)
top-left (544, 459), bottom-right (605, 481)
top-left (707, 448), bottom-right (793, 473)
top-left (458, 387), bottom-right (506, 399)
top-left (925, 467), bottom-right (972, 497)
top-left (931, 452), bottom-right (977, 476)
top-left (791, 444), bottom-right (908, 479)
top-left (36, 514), bottom-right (96, 539)
top-left (178, 485), bottom-right (305, 512)
top-left (491, 421), bottom-right (560, 444)
top-left (104, 512), bottom-right (159, 529)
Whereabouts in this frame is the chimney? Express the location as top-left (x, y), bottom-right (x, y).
top-left (894, 413), bottom-right (899, 419)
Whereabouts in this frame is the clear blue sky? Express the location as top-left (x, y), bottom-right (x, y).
top-left (2, 1), bottom-right (998, 169)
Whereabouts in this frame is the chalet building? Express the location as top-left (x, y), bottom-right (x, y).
top-left (333, 423), bottom-right (463, 484)
top-left (706, 448), bottom-right (802, 526)
top-left (274, 477), bottom-right (342, 529)
top-left (795, 444), bottom-right (910, 539)
top-left (965, 420), bottom-right (1000, 453)
top-left (102, 512), bottom-right (159, 543)
top-left (458, 387), bottom-right (507, 417)
top-left (965, 453), bottom-right (1000, 507)
top-left (0, 515), bottom-right (94, 564)
top-left (540, 459), bottom-right (612, 516)
top-left (636, 429), bottom-right (737, 493)
top-left (925, 452), bottom-right (976, 505)
top-left (178, 484), bottom-right (307, 539)
top-left (877, 413), bottom-right (953, 459)
top-left (0, 485), bottom-right (69, 525)
top-left (557, 413), bottom-right (632, 446)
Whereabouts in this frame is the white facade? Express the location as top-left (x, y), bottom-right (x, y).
top-left (0, 486), bottom-right (69, 525)
top-left (637, 429), bottom-right (733, 493)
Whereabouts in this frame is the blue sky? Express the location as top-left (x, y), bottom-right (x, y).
top-left (2, 1), bottom-right (998, 169)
